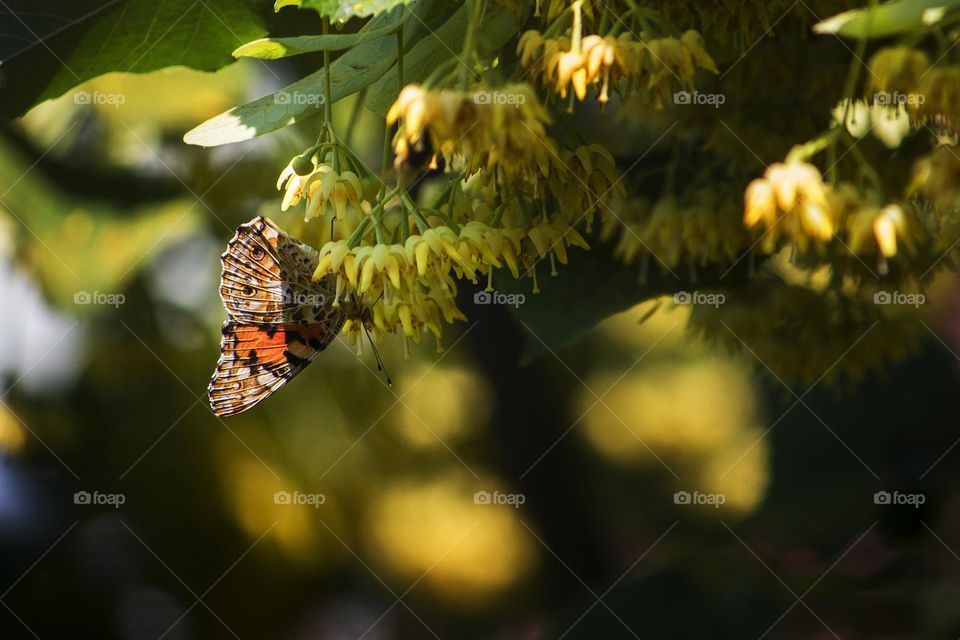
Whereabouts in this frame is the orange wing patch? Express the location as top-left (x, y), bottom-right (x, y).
top-left (209, 321), bottom-right (336, 417)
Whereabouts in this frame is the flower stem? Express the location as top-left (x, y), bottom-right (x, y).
top-left (322, 17), bottom-right (340, 173)
top-left (459, 0), bottom-right (484, 90)
top-left (570, 0), bottom-right (583, 54)
top-left (347, 217), bottom-right (372, 248)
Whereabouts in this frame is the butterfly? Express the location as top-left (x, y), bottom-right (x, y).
top-left (208, 216), bottom-right (359, 417)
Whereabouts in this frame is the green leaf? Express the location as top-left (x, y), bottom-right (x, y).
top-left (233, 25), bottom-right (402, 59)
top-left (301, 0), bottom-right (418, 23)
top-left (0, 0), bottom-right (267, 119)
top-left (813, 0), bottom-right (960, 39)
top-left (184, 0), bottom-right (457, 147)
top-left (364, 1), bottom-right (520, 116)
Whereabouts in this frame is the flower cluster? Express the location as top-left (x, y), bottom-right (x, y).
top-left (387, 84), bottom-right (553, 179)
top-left (741, 159), bottom-right (926, 278)
top-left (518, 29), bottom-right (716, 107)
top-left (831, 99), bottom-right (912, 149)
top-left (277, 157), bottom-right (364, 221)
top-left (601, 189), bottom-right (748, 279)
top-left (743, 161), bottom-right (836, 251)
top-left (689, 283), bottom-right (924, 385)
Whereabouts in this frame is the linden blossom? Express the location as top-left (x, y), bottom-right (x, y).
top-left (518, 27), bottom-right (717, 105)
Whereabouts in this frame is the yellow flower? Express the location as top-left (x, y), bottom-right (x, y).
top-left (525, 215), bottom-right (590, 278)
top-left (303, 168), bottom-right (363, 220)
top-left (387, 84), bottom-right (553, 180)
top-left (743, 161), bottom-right (835, 249)
top-left (524, 31), bottom-right (717, 107)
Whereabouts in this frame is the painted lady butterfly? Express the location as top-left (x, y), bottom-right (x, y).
top-left (208, 216), bottom-right (359, 417)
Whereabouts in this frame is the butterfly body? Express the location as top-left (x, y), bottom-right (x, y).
top-left (208, 216), bottom-right (354, 417)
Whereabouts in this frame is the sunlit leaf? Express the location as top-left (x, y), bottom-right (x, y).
top-left (1, 0), bottom-right (267, 118)
top-left (233, 24), bottom-right (402, 59)
top-left (302, 0), bottom-right (418, 22)
top-left (814, 0), bottom-right (960, 39)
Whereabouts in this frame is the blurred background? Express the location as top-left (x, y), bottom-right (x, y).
top-left (3, 52), bottom-right (960, 640)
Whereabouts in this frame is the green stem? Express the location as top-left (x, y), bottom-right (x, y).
top-left (786, 128), bottom-right (840, 164)
top-left (848, 142), bottom-right (884, 199)
top-left (570, 0), bottom-right (583, 53)
top-left (322, 17), bottom-right (340, 174)
top-left (830, 0), bottom-right (876, 183)
top-left (347, 217), bottom-right (372, 248)
top-left (542, 5), bottom-right (573, 38)
top-left (459, 0), bottom-right (484, 89)
top-left (401, 191), bottom-right (434, 233)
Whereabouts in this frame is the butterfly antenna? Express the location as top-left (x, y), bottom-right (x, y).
top-left (361, 323), bottom-right (392, 387)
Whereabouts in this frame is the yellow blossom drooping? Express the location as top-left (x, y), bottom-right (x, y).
top-left (524, 215), bottom-right (590, 285)
top-left (874, 205), bottom-right (906, 258)
top-left (277, 157), bottom-right (365, 221)
top-left (846, 203), bottom-right (918, 264)
top-left (303, 167), bottom-right (363, 221)
top-left (519, 29), bottom-right (717, 107)
top-left (387, 84), bottom-right (554, 180)
top-left (547, 144), bottom-right (624, 227)
top-left (743, 161), bottom-right (836, 250)
top-left (601, 189), bottom-right (748, 280)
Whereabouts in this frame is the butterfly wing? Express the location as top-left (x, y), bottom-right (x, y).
top-left (219, 216), bottom-right (338, 325)
top-left (209, 216), bottom-right (345, 417)
top-left (209, 321), bottom-right (341, 417)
